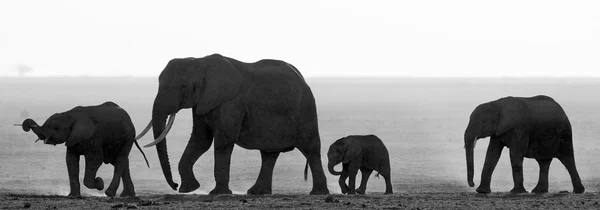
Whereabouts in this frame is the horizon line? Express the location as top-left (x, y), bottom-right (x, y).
top-left (2, 75), bottom-right (600, 79)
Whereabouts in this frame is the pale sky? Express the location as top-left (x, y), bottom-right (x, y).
top-left (1, 0), bottom-right (599, 77)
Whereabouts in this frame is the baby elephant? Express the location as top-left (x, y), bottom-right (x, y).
top-left (327, 135), bottom-right (393, 194)
top-left (17, 102), bottom-right (149, 197)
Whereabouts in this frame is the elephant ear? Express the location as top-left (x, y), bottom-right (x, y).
top-left (195, 57), bottom-right (243, 115)
top-left (342, 138), bottom-right (362, 163)
top-left (66, 113), bottom-right (96, 147)
top-left (495, 98), bottom-right (527, 136)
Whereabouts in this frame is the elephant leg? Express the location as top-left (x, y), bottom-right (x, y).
top-left (178, 125), bottom-right (213, 193)
top-left (509, 149), bottom-right (527, 194)
top-left (209, 141), bottom-right (234, 195)
top-left (339, 164), bottom-right (350, 194)
top-left (558, 155), bottom-right (585, 193)
top-left (248, 151), bottom-right (280, 195)
top-left (382, 173), bottom-right (393, 195)
top-left (105, 157), bottom-right (127, 198)
top-left (356, 168), bottom-right (372, 195)
top-left (380, 162), bottom-right (394, 194)
top-left (83, 153), bottom-right (104, 191)
top-left (346, 161), bottom-right (360, 195)
top-left (119, 167), bottom-right (135, 197)
top-left (532, 158), bottom-right (552, 194)
top-left (476, 139), bottom-right (503, 193)
top-left (298, 145), bottom-right (329, 195)
top-left (66, 149), bottom-right (81, 198)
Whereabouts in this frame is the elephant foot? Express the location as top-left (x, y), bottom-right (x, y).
top-left (468, 181), bottom-right (475, 187)
top-left (384, 190), bottom-right (393, 195)
top-left (119, 190), bottom-right (136, 198)
top-left (509, 187), bottom-right (528, 194)
top-left (340, 185), bottom-right (350, 194)
top-left (94, 178), bottom-right (104, 191)
top-left (531, 185), bottom-right (548, 194)
top-left (247, 184), bottom-right (272, 195)
top-left (67, 192), bottom-right (81, 198)
top-left (179, 180), bottom-right (200, 193)
top-left (347, 190), bottom-right (356, 195)
top-left (355, 188), bottom-right (366, 195)
top-left (475, 186), bottom-right (491, 194)
top-left (309, 187), bottom-right (329, 195)
top-left (209, 187), bottom-right (232, 195)
top-left (105, 188), bottom-right (117, 198)
top-left (84, 177), bottom-right (104, 190)
top-left (574, 185), bottom-right (585, 194)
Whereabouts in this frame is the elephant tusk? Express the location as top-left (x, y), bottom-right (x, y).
top-left (14, 123), bottom-right (37, 127)
top-left (134, 120), bottom-right (153, 141)
top-left (34, 138), bottom-right (41, 143)
top-left (144, 113), bottom-right (176, 148)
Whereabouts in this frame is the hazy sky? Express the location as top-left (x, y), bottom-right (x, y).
top-left (1, 1), bottom-right (599, 77)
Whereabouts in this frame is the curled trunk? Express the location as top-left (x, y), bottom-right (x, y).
top-left (328, 162), bottom-right (342, 176)
top-left (21, 119), bottom-right (45, 141)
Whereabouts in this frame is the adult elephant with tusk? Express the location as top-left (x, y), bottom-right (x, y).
top-left (464, 95), bottom-right (585, 194)
top-left (135, 53), bottom-right (329, 195)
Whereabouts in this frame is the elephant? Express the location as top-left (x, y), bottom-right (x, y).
top-left (17, 101), bottom-right (149, 197)
top-left (327, 135), bottom-right (393, 195)
top-left (464, 95), bottom-right (584, 194)
top-left (134, 53), bottom-right (329, 195)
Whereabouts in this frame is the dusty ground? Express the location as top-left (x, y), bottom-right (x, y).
top-left (1, 192), bottom-right (599, 210)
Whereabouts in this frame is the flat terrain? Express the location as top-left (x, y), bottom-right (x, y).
top-left (2, 192), bottom-right (600, 209)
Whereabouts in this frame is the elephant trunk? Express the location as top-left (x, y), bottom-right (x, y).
top-left (20, 119), bottom-right (45, 142)
top-left (151, 91), bottom-right (180, 191)
top-left (328, 161), bottom-right (342, 176)
top-left (465, 133), bottom-right (476, 187)
top-left (466, 144), bottom-right (475, 187)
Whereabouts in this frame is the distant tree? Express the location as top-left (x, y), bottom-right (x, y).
top-left (16, 64), bottom-right (33, 77)
top-left (20, 109), bottom-right (30, 119)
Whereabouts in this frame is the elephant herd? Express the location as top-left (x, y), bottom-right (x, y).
top-left (16, 54), bottom-right (584, 197)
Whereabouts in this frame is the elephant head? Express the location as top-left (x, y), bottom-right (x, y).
top-left (464, 97), bottom-right (527, 187)
top-left (327, 137), bottom-right (362, 176)
top-left (135, 54), bottom-right (244, 190)
top-left (20, 112), bottom-right (96, 147)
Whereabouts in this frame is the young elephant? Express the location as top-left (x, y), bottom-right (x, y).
top-left (465, 95), bottom-right (584, 194)
top-left (17, 102), bottom-right (149, 197)
top-left (327, 135), bottom-right (393, 195)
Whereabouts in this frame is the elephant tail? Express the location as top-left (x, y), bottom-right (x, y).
top-left (134, 140), bottom-right (150, 168)
top-left (304, 160), bottom-right (309, 181)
